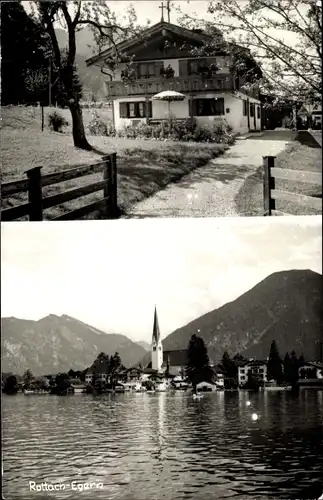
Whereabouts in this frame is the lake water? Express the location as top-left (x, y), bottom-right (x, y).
top-left (2, 390), bottom-right (323, 500)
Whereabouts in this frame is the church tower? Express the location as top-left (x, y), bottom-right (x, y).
top-left (151, 306), bottom-right (163, 372)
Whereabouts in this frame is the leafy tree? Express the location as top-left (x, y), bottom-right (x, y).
top-left (179, 0), bottom-right (322, 103)
top-left (3, 375), bottom-right (19, 395)
top-left (91, 363), bottom-right (99, 388)
top-left (298, 354), bottom-right (306, 368)
top-left (186, 334), bottom-right (214, 390)
top-left (29, 1), bottom-right (142, 150)
top-left (51, 372), bottom-right (71, 395)
top-left (1, 1), bottom-right (48, 105)
top-left (289, 351), bottom-right (300, 387)
top-left (109, 352), bottom-right (122, 388)
top-left (23, 369), bottom-right (34, 390)
top-left (233, 353), bottom-right (247, 364)
top-left (267, 341), bottom-right (284, 384)
top-left (33, 377), bottom-right (49, 391)
top-left (221, 351), bottom-right (237, 378)
top-left (283, 352), bottom-right (291, 383)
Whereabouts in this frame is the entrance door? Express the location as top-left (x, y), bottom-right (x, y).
top-left (254, 106), bottom-right (257, 130)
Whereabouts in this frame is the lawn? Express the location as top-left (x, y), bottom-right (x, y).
top-left (1, 106), bottom-right (228, 220)
top-left (235, 131), bottom-right (322, 216)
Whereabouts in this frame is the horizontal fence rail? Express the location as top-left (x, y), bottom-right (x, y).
top-left (1, 154), bottom-right (118, 221)
top-left (263, 156), bottom-right (322, 216)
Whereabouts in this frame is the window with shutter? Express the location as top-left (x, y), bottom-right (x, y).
top-left (257, 105), bottom-right (261, 119)
top-left (215, 98), bottom-right (224, 115)
top-left (120, 101), bottom-right (148, 118)
top-left (242, 100), bottom-right (247, 116)
top-left (179, 59), bottom-right (188, 76)
top-left (195, 98), bottom-right (225, 116)
top-left (189, 98), bottom-right (197, 117)
top-left (138, 102), bottom-right (145, 118)
top-left (144, 100), bottom-right (152, 118)
top-left (119, 102), bottom-right (127, 118)
top-left (155, 61), bottom-right (164, 76)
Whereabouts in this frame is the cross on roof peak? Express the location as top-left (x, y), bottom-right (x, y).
top-left (159, 1), bottom-right (171, 23)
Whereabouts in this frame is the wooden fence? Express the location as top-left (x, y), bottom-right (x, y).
top-left (1, 154), bottom-right (117, 221)
top-left (263, 156), bottom-right (322, 216)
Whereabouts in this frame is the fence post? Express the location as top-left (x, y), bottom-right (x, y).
top-left (263, 156), bottom-right (275, 216)
top-left (25, 167), bottom-right (43, 221)
top-left (109, 153), bottom-right (117, 218)
top-left (102, 155), bottom-right (111, 217)
top-left (102, 154), bottom-right (117, 218)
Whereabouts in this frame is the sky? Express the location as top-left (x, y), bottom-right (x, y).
top-left (22, 1), bottom-right (217, 26)
top-left (22, 1), bottom-right (304, 43)
top-left (1, 216), bottom-right (321, 342)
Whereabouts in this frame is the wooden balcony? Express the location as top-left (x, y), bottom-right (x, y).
top-left (107, 75), bottom-right (233, 97)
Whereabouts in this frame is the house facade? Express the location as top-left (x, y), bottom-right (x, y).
top-left (238, 360), bottom-right (268, 386)
top-left (299, 362), bottom-right (323, 380)
top-left (86, 21), bottom-right (262, 135)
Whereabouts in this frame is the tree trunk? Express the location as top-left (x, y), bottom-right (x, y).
top-left (68, 101), bottom-right (92, 150)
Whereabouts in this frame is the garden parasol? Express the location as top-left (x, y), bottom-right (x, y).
top-left (152, 90), bottom-right (186, 122)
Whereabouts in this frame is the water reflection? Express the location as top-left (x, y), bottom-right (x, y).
top-left (2, 391), bottom-right (323, 500)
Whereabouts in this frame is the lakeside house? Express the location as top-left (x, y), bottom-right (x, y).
top-left (298, 361), bottom-right (323, 389)
top-left (69, 378), bottom-right (86, 394)
top-left (196, 381), bottom-right (217, 392)
top-left (299, 361), bottom-right (323, 380)
top-left (238, 360), bottom-right (268, 386)
top-left (86, 21), bottom-right (262, 134)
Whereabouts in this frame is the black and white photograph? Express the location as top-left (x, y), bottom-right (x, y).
top-left (1, 0), bottom-right (321, 221)
top-left (1, 216), bottom-right (323, 500)
top-left (1, 1), bottom-right (322, 500)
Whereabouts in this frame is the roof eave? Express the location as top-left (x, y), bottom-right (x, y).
top-left (86, 21), bottom-right (212, 67)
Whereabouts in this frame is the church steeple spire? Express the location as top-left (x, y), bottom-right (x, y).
top-left (151, 305), bottom-right (163, 372)
top-left (152, 305), bottom-right (160, 344)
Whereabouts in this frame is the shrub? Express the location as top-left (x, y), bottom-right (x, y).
top-left (117, 118), bottom-right (234, 144)
top-left (48, 111), bottom-right (68, 132)
top-left (87, 109), bottom-right (115, 136)
top-left (282, 116), bottom-right (293, 129)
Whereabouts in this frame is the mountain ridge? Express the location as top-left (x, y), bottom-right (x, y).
top-left (161, 269), bottom-right (322, 362)
top-left (2, 315), bottom-right (146, 376)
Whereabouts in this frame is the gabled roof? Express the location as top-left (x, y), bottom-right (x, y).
top-left (300, 362), bottom-right (323, 369)
top-left (86, 21), bottom-right (220, 67)
top-left (240, 360), bottom-right (267, 367)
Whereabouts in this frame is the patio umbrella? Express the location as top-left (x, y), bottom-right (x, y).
top-left (152, 90), bottom-right (186, 122)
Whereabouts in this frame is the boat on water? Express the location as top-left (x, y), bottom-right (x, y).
top-left (24, 390), bottom-right (48, 395)
top-left (192, 393), bottom-right (203, 400)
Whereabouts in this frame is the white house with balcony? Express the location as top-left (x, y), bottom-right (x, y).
top-left (238, 360), bottom-right (268, 386)
top-left (86, 21), bottom-right (262, 135)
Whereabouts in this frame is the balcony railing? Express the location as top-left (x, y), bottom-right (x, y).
top-left (107, 75), bottom-right (233, 97)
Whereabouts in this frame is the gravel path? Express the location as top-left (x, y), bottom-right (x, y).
top-left (123, 133), bottom-right (292, 218)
